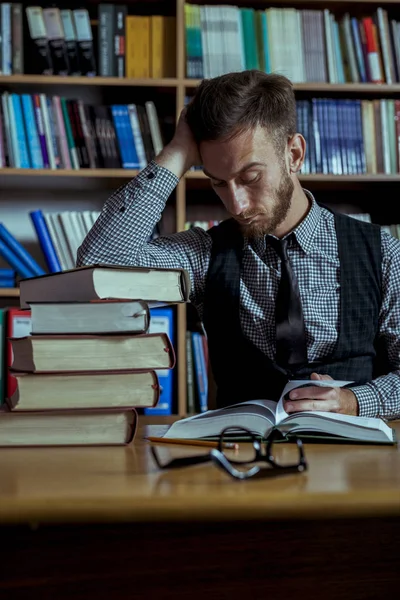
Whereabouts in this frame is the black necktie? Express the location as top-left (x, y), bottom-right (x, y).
top-left (267, 235), bottom-right (308, 370)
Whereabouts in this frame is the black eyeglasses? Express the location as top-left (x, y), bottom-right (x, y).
top-left (150, 427), bottom-right (308, 481)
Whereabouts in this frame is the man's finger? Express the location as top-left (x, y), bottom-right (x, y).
top-left (310, 372), bottom-right (333, 381)
top-left (285, 399), bottom-right (338, 413)
top-left (288, 386), bottom-right (336, 400)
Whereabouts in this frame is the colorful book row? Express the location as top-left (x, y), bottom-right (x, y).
top-left (0, 92), bottom-right (163, 170)
top-left (0, 3), bottom-right (175, 78)
top-left (184, 3), bottom-right (400, 84)
top-left (297, 98), bottom-right (400, 175)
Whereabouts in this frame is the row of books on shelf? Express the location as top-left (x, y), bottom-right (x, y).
top-left (0, 92), bottom-right (163, 170)
top-left (0, 264), bottom-right (193, 446)
top-left (185, 3), bottom-right (400, 84)
top-left (297, 98), bottom-right (400, 175)
top-left (0, 4), bottom-right (175, 78)
top-left (2, 210), bottom-right (400, 284)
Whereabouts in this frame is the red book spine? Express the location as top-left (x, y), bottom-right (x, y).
top-left (363, 17), bottom-right (383, 83)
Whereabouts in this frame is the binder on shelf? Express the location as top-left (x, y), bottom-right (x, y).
top-left (60, 9), bottom-right (81, 76)
top-left (25, 6), bottom-right (53, 75)
top-left (72, 9), bottom-right (96, 76)
top-left (43, 7), bottom-right (70, 76)
top-left (145, 307), bottom-right (174, 416)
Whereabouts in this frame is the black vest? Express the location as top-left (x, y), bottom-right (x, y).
top-left (203, 211), bottom-right (385, 408)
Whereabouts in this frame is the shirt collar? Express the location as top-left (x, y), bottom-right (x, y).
top-left (249, 190), bottom-right (322, 255)
top-left (288, 190), bottom-right (321, 255)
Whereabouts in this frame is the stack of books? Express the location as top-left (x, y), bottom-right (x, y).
top-left (0, 264), bottom-right (190, 447)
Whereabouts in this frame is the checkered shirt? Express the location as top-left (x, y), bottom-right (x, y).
top-left (77, 161), bottom-right (400, 420)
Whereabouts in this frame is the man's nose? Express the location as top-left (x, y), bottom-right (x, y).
top-left (227, 186), bottom-right (250, 216)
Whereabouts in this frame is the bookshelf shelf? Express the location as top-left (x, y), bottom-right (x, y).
top-left (184, 80), bottom-right (400, 94)
top-left (0, 288), bottom-right (19, 298)
top-left (0, 75), bottom-right (179, 88)
top-left (0, 168), bottom-right (141, 178)
top-left (186, 171), bottom-right (400, 183)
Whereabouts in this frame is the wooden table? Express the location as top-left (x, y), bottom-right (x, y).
top-left (1, 422), bottom-right (400, 599)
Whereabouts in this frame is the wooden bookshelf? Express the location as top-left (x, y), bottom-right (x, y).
top-left (0, 288), bottom-right (19, 298)
top-left (0, 75), bottom-right (179, 87)
top-left (185, 80), bottom-right (400, 94)
top-left (0, 168), bottom-right (141, 178)
top-left (2, 0), bottom-right (400, 418)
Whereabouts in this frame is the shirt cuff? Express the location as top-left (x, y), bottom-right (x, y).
top-left (349, 384), bottom-right (380, 418)
top-left (134, 160), bottom-right (179, 195)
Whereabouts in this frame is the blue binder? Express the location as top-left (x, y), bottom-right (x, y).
top-left (145, 307), bottom-right (174, 415)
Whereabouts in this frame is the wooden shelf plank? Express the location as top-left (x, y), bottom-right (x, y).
top-left (0, 75), bottom-right (179, 87)
top-left (0, 288), bottom-right (19, 298)
top-left (2, 169), bottom-right (400, 183)
top-left (186, 171), bottom-right (400, 183)
top-left (184, 80), bottom-right (400, 93)
top-left (0, 168), bottom-right (140, 178)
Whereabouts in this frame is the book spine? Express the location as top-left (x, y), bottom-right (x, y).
top-left (0, 223), bottom-right (45, 277)
top-left (11, 3), bottom-right (23, 74)
top-left (25, 6), bottom-right (53, 75)
top-left (7, 93), bottom-right (21, 167)
top-left (60, 9), bottom-right (81, 76)
top-left (11, 93), bottom-right (31, 168)
top-left (21, 94), bottom-right (44, 169)
top-left (30, 210), bottom-right (62, 273)
top-left (98, 4), bottom-right (115, 76)
top-left (1, 4), bottom-right (12, 75)
top-left (33, 94), bottom-right (50, 168)
top-left (0, 278), bottom-right (16, 287)
top-left (61, 98), bottom-right (79, 170)
top-left (0, 238), bottom-right (36, 279)
top-left (39, 94), bottom-right (56, 169)
top-left (0, 268), bottom-right (15, 278)
top-left (192, 332), bottom-right (208, 413)
top-left (1, 92), bottom-right (14, 166)
top-left (114, 5), bottom-right (127, 78)
top-left (72, 9), bottom-right (96, 76)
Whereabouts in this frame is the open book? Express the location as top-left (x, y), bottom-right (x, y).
top-left (165, 380), bottom-right (396, 445)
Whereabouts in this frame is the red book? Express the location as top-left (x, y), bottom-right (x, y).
top-left (6, 308), bottom-right (31, 399)
top-left (363, 18), bottom-right (383, 83)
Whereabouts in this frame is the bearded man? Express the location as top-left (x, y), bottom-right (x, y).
top-left (77, 70), bottom-right (400, 419)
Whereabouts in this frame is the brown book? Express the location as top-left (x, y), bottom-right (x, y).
top-left (0, 407), bottom-right (137, 447)
top-left (8, 370), bottom-right (159, 411)
top-left (10, 333), bottom-right (175, 373)
top-left (20, 265), bottom-right (190, 308)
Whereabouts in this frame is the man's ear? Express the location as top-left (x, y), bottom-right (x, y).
top-left (287, 133), bottom-right (306, 174)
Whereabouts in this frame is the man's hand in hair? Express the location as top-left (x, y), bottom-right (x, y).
top-left (155, 108), bottom-right (201, 178)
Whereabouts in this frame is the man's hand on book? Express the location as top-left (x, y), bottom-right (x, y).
top-left (284, 373), bottom-right (359, 416)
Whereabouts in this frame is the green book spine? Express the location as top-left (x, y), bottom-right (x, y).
top-left (240, 8), bottom-right (259, 70)
top-left (60, 97), bottom-right (79, 170)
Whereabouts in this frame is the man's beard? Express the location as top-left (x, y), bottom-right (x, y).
top-left (239, 168), bottom-right (294, 239)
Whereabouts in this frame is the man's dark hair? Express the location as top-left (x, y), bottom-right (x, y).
top-left (185, 70), bottom-right (297, 152)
